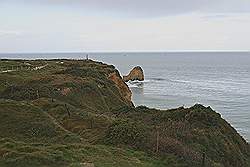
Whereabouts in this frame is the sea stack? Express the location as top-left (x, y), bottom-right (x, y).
top-left (123, 66), bottom-right (144, 82)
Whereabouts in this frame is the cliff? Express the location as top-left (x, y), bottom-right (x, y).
top-left (123, 66), bottom-right (144, 82)
top-left (108, 71), bottom-right (133, 106)
top-left (0, 59), bottom-right (249, 167)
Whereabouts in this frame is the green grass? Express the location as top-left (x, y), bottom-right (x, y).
top-left (0, 138), bottom-right (187, 167)
top-left (0, 99), bottom-right (81, 144)
top-left (0, 59), bottom-right (249, 167)
top-left (104, 105), bottom-right (250, 166)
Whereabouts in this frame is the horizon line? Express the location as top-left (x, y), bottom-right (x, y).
top-left (0, 50), bottom-right (250, 54)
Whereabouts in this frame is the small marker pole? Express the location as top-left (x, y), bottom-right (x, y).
top-left (156, 126), bottom-right (160, 154)
top-left (36, 90), bottom-right (39, 99)
top-left (202, 152), bottom-right (206, 166)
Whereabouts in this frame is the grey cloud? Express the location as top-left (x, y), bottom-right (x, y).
top-left (1, 0), bottom-right (250, 17)
top-left (201, 14), bottom-right (230, 20)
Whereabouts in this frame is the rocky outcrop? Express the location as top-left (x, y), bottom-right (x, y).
top-left (123, 66), bottom-right (144, 82)
top-left (108, 70), bottom-right (133, 106)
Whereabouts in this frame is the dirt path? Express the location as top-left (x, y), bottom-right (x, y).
top-left (44, 112), bottom-right (72, 134)
top-left (0, 63), bottom-right (49, 73)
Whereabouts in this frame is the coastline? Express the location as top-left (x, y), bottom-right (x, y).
top-left (0, 59), bottom-right (249, 166)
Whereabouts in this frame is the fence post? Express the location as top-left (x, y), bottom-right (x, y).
top-left (10, 86), bottom-right (14, 98)
top-left (202, 152), bottom-right (206, 166)
top-left (65, 104), bottom-right (70, 118)
top-left (90, 118), bottom-right (93, 129)
top-left (28, 89), bottom-right (31, 99)
top-left (36, 90), bottom-right (39, 99)
top-left (156, 126), bottom-right (160, 154)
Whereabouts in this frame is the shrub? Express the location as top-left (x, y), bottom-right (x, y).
top-left (104, 119), bottom-right (149, 149)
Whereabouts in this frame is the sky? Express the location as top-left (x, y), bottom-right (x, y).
top-left (0, 0), bottom-right (250, 52)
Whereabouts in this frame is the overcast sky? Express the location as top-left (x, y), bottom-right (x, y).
top-left (0, 0), bottom-right (250, 52)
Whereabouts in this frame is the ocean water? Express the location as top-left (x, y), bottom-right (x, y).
top-left (1, 52), bottom-right (250, 141)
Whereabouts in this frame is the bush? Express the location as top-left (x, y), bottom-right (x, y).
top-left (104, 119), bottom-right (149, 149)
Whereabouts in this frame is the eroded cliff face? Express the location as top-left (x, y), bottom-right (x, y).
top-left (123, 66), bottom-right (144, 82)
top-left (108, 70), bottom-right (133, 106)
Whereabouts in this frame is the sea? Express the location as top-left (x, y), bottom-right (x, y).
top-left (1, 52), bottom-right (250, 141)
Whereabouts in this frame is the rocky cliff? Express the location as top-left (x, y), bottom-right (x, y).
top-left (108, 70), bottom-right (133, 106)
top-left (123, 66), bottom-right (144, 82)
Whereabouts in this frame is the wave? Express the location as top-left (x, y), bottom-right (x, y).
top-left (127, 82), bottom-right (140, 88)
top-left (148, 77), bottom-right (165, 81)
top-left (126, 78), bottom-right (191, 88)
top-left (148, 77), bottom-right (189, 84)
top-left (127, 80), bottom-right (144, 88)
top-left (127, 78), bottom-right (167, 88)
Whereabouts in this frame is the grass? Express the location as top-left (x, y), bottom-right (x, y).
top-left (0, 59), bottom-right (249, 167)
top-left (104, 105), bottom-right (250, 166)
top-left (0, 138), bottom-right (186, 167)
top-left (0, 99), bottom-right (81, 144)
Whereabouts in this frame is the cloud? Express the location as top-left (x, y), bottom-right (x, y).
top-left (201, 14), bottom-right (230, 20)
top-left (0, 1), bottom-right (249, 52)
top-left (1, 0), bottom-right (250, 17)
top-left (0, 30), bottom-right (22, 37)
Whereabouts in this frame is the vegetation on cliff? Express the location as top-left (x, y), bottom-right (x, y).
top-left (0, 59), bottom-right (249, 167)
